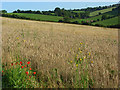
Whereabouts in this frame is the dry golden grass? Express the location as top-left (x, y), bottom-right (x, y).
top-left (2, 17), bottom-right (118, 88)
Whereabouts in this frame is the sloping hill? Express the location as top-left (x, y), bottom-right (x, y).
top-left (71, 15), bottom-right (102, 23)
top-left (71, 6), bottom-right (118, 24)
top-left (2, 4), bottom-right (119, 28)
top-left (92, 16), bottom-right (119, 26)
top-left (89, 6), bottom-right (116, 17)
top-left (4, 13), bottom-right (63, 22)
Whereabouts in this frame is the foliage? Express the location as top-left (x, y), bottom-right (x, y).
top-left (72, 21), bottom-right (79, 24)
top-left (89, 6), bottom-right (116, 17)
top-left (2, 13), bottom-right (63, 22)
top-left (54, 7), bottom-right (62, 16)
top-left (2, 60), bottom-right (38, 88)
top-left (101, 14), bottom-right (108, 20)
top-left (58, 19), bottom-right (64, 22)
top-left (93, 16), bottom-right (119, 27)
top-left (63, 17), bottom-right (71, 23)
top-left (0, 10), bottom-right (7, 14)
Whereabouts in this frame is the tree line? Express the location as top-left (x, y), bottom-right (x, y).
top-left (1, 3), bottom-right (119, 28)
top-left (12, 7), bottom-right (90, 19)
top-left (74, 4), bottom-right (117, 12)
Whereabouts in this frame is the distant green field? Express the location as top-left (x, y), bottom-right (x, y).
top-left (3, 11), bottom-right (118, 28)
top-left (71, 8), bottom-right (118, 24)
top-left (89, 7), bottom-right (116, 17)
top-left (92, 16), bottom-right (118, 26)
top-left (9, 13), bottom-right (63, 22)
top-left (72, 11), bottom-right (85, 13)
top-left (51, 13), bottom-right (55, 15)
top-left (70, 15), bottom-right (102, 23)
top-left (104, 9), bottom-right (118, 17)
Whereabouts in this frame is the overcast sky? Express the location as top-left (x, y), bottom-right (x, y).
top-left (1, 0), bottom-right (120, 2)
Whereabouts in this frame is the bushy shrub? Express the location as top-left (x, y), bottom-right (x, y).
top-left (94, 24), bottom-right (104, 27)
top-left (91, 20), bottom-right (96, 22)
top-left (2, 60), bottom-right (37, 88)
top-left (81, 21), bottom-right (91, 25)
top-left (58, 19), bottom-right (64, 22)
top-left (97, 19), bottom-right (100, 21)
top-left (63, 17), bottom-right (70, 23)
top-left (108, 24), bottom-right (120, 28)
top-left (72, 21), bottom-right (79, 24)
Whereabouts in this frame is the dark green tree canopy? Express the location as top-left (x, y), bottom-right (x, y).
top-left (1, 10), bottom-right (7, 14)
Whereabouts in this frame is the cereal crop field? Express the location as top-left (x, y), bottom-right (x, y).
top-left (2, 17), bottom-right (118, 88)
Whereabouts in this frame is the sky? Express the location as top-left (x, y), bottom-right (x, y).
top-left (1, 0), bottom-right (120, 2)
top-left (1, 2), bottom-right (119, 12)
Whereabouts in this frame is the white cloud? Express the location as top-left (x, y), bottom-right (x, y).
top-left (1, 0), bottom-right (119, 2)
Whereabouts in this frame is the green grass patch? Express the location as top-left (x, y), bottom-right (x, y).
top-left (70, 10), bottom-right (117, 24)
top-left (92, 16), bottom-right (119, 26)
top-left (50, 13), bottom-right (55, 15)
top-left (89, 7), bottom-right (116, 17)
top-left (72, 11), bottom-right (85, 13)
top-left (2, 60), bottom-right (38, 88)
top-left (70, 15), bottom-right (102, 23)
top-left (7, 13), bottom-right (63, 22)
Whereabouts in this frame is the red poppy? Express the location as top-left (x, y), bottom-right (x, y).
top-left (19, 64), bottom-right (21, 66)
top-left (20, 61), bottom-right (22, 64)
top-left (21, 66), bottom-right (24, 68)
top-left (33, 72), bottom-right (36, 75)
top-left (26, 72), bottom-right (29, 75)
top-left (27, 61), bottom-right (30, 64)
top-left (29, 68), bottom-right (31, 70)
top-left (29, 76), bottom-right (31, 78)
top-left (2, 71), bottom-right (3, 73)
top-left (25, 65), bottom-right (27, 67)
top-left (11, 63), bottom-right (13, 66)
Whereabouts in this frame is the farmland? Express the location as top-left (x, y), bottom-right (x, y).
top-left (6, 13), bottom-right (63, 22)
top-left (70, 15), bottom-right (102, 23)
top-left (89, 6), bottom-right (116, 17)
top-left (93, 16), bottom-right (119, 26)
top-left (71, 7), bottom-right (118, 24)
top-left (72, 11), bottom-right (85, 13)
top-left (7, 12), bottom-right (118, 27)
top-left (2, 17), bottom-right (118, 88)
top-left (2, 3), bottom-right (119, 28)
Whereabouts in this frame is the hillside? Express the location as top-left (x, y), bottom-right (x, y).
top-left (4, 13), bottom-right (63, 22)
top-left (92, 16), bottom-right (119, 26)
top-left (70, 5), bottom-right (119, 27)
top-left (1, 3), bottom-right (119, 28)
top-left (70, 15), bottom-right (102, 23)
top-left (89, 6), bottom-right (116, 17)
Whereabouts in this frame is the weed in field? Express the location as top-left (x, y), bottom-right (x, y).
top-left (2, 59), bottom-right (38, 88)
top-left (67, 42), bottom-right (94, 88)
